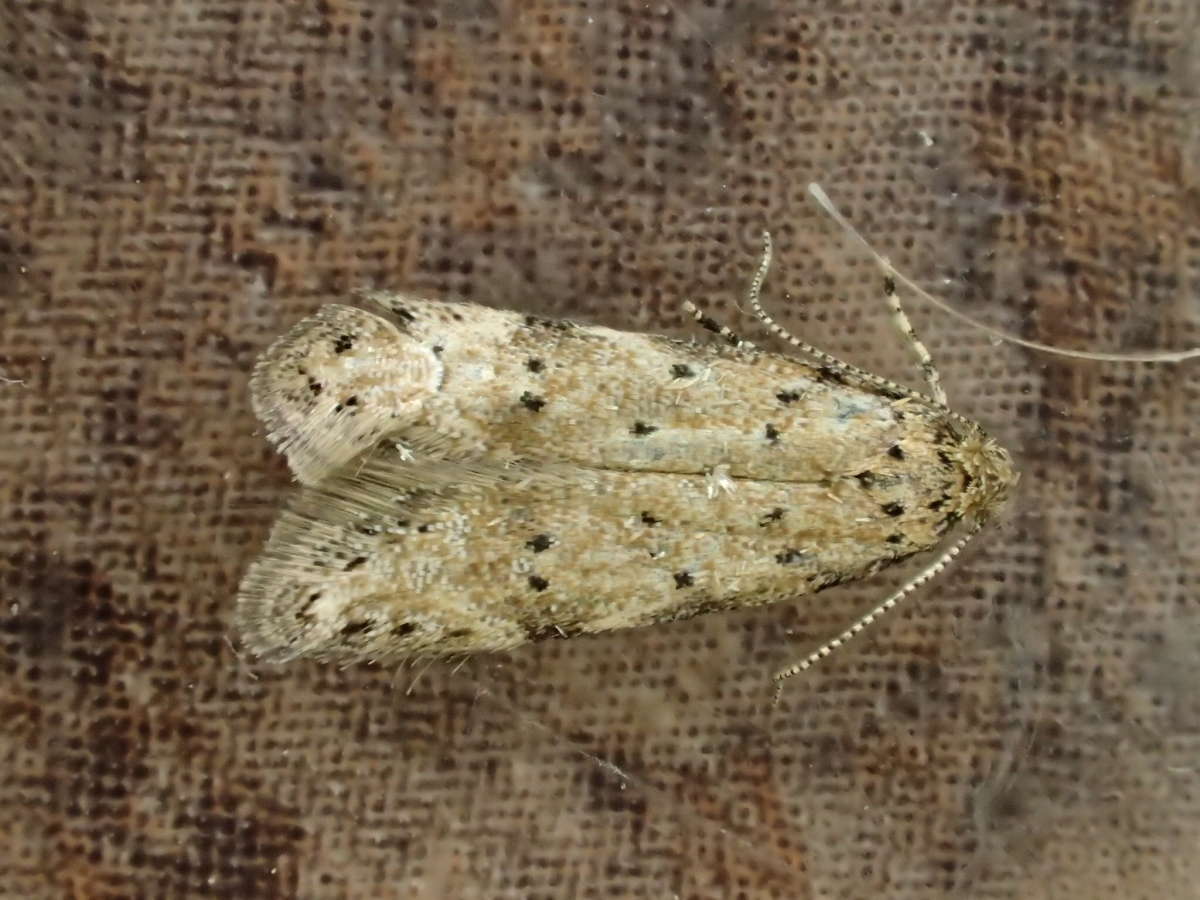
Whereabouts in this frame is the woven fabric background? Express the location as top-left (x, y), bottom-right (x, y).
top-left (2, 1), bottom-right (1198, 897)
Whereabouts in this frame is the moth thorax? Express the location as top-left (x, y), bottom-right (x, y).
top-left (250, 304), bottom-right (444, 484)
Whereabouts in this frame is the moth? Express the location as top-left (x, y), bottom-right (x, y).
top-left (236, 211), bottom-right (1017, 692)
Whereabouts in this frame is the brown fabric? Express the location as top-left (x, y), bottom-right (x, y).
top-left (2, 1), bottom-right (1197, 897)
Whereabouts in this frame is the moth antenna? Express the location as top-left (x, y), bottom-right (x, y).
top-left (744, 232), bottom-right (952, 408)
top-left (807, 182), bottom-right (1200, 364)
top-left (250, 304), bottom-right (444, 484)
top-left (772, 523), bottom-right (982, 704)
top-left (881, 273), bottom-right (946, 404)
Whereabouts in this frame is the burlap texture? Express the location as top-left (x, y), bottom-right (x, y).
top-left (2, 1), bottom-right (1198, 897)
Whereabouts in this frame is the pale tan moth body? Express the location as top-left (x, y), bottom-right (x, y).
top-left (238, 195), bottom-right (1017, 690)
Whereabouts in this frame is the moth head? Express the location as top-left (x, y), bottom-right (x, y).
top-left (250, 304), bottom-right (444, 484)
top-left (956, 427), bottom-right (1018, 524)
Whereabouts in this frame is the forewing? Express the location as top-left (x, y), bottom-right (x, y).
top-left (236, 447), bottom-right (948, 663)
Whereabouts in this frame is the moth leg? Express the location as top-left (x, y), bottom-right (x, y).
top-left (771, 525), bottom-right (981, 703)
top-left (679, 231), bottom-right (778, 349)
top-left (681, 300), bottom-right (758, 351)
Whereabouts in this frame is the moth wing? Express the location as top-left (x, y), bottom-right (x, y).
top-left (236, 449), bottom-right (942, 664)
top-left (249, 305), bottom-right (445, 485)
